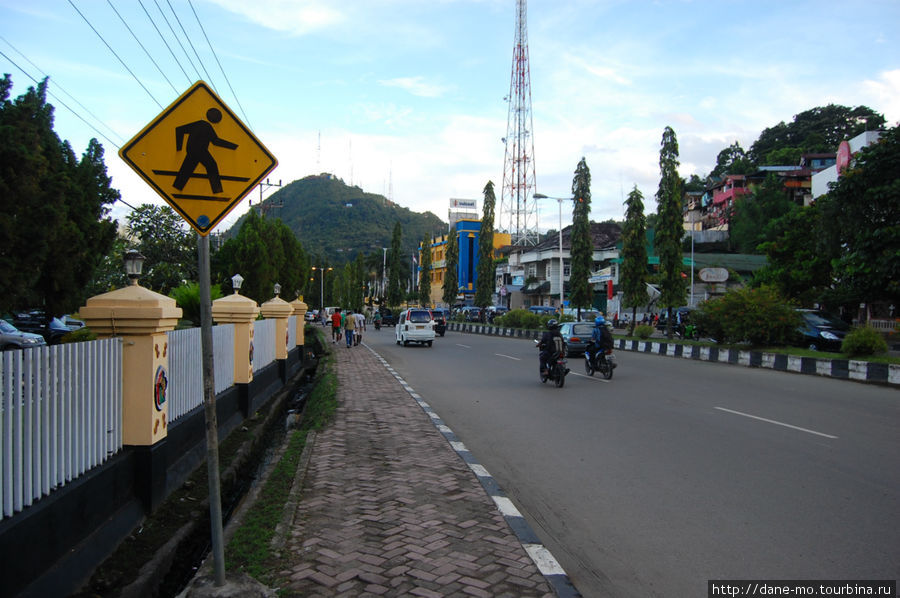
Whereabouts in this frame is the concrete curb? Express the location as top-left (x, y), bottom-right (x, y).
top-left (365, 344), bottom-right (582, 598)
top-left (446, 322), bottom-right (899, 387)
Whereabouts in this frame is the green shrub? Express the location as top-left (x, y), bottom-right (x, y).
top-left (495, 309), bottom-right (542, 329)
top-left (61, 327), bottom-right (97, 343)
top-left (694, 286), bottom-right (800, 346)
top-left (634, 324), bottom-right (655, 339)
top-left (841, 327), bottom-right (888, 356)
top-left (169, 282), bottom-right (223, 326)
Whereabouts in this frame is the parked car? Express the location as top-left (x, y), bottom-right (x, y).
top-left (61, 315), bottom-right (86, 330)
top-left (461, 306), bottom-right (482, 322)
top-left (13, 312), bottom-right (71, 345)
top-left (1, 320), bottom-right (47, 350)
top-left (486, 306), bottom-right (509, 322)
top-left (429, 309), bottom-right (448, 336)
top-left (395, 308), bottom-right (435, 347)
top-left (528, 305), bottom-right (558, 316)
top-left (795, 309), bottom-right (849, 352)
top-left (559, 321), bottom-right (594, 356)
top-left (562, 308), bottom-right (599, 322)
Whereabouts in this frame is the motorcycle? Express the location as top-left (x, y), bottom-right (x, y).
top-left (374, 319), bottom-right (381, 331)
top-left (584, 346), bottom-right (615, 380)
top-left (535, 339), bottom-right (569, 388)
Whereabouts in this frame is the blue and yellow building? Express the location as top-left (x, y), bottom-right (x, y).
top-left (419, 220), bottom-right (511, 306)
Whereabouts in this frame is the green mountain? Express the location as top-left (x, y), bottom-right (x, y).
top-left (227, 174), bottom-right (448, 263)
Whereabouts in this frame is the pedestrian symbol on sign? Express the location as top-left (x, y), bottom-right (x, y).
top-left (172, 108), bottom-right (239, 195)
top-left (119, 81), bottom-right (277, 235)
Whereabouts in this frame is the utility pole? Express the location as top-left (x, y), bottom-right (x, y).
top-left (254, 178), bottom-right (283, 218)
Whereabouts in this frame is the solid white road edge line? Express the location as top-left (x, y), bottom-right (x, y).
top-left (715, 407), bottom-right (839, 439)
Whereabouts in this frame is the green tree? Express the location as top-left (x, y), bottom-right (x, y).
top-left (655, 126), bottom-right (687, 338)
top-left (569, 158), bottom-right (594, 314)
top-left (0, 76), bottom-right (117, 316)
top-left (387, 222), bottom-right (404, 307)
top-left (474, 181), bottom-right (496, 311)
top-left (418, 235), bottom-right (433, 307)
top-left (729, 173), bottom-right (798, 254)
top-left (709, 141), bottom-right (754, 179)
top-left (170, 282), bottom-right (223, 326)
top-left (749, 104), bottom-right (885, 164)
top-left (620, 186), bottom-right (649, 334)
top-left (820, 123), bottom-right (900, 306)
top-left (442, 226), bottom-right (459, 307)
top-left (755, 202), bottom-right (836, 305)
top-left (126, 204), bottom-right (197, 295)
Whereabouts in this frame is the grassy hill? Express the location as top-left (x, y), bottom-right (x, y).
top-left (226, 174), bottom-right (448, 263)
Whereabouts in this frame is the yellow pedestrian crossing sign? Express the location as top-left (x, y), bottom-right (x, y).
top-left (119, 81), bottom-right (277, 235)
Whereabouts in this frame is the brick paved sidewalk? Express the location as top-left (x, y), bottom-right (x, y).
top-left (273, 342), bottom-right (557, 597)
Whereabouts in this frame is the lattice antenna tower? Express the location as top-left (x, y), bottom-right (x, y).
top-left (500, 0), bottom-right (539, 246)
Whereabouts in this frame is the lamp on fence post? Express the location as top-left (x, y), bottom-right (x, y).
top-left (80, 253), bottom-right (182, 511)
top-left (213, 276), bottom-right (260, 387)
top-left (261, 281), bottom-right (294, 362)
top-left (231, 273), bottom-right (244, 294)
top-left (124, 249), bottom-right (146, 286)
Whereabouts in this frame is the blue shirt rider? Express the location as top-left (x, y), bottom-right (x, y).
top-left (587, 316), bottom-right (613, 363)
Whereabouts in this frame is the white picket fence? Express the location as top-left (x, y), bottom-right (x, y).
top-left (253, 319), bottom-right (276, 373)
top-left (167, 325), bottom-right (237, 422)
top-left (1, 339), bottom-right (123, 522)
top-left (0, 317), bottom-right (293, 522)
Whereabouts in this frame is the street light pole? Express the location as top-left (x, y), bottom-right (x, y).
top-left (311, 266), bottom-right (332, 314)
top-left (534, 193), bottom-right (568, 313)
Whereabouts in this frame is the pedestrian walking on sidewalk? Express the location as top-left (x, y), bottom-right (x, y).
top-left (354, 311), bottom-right (365, 345)
top-left (331, 308), bottom-right (342, 343)
top-left (344, 309), bottom-right (356, 347)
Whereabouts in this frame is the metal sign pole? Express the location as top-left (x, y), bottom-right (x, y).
top-left (198, 233), bottom-right (226, 585)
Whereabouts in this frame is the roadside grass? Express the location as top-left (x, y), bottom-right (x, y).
top-left (224, 331), bottom-right (338, 583)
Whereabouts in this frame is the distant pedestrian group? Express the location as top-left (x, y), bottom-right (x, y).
top-left (331, 307), bottom-right (367, 348)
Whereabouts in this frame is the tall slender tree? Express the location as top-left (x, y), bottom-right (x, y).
top-left (387, 222), bottom-right (404, 307)
top-left (418, 235), bottom-right (433, 307)
top-left (569, 158), bottom-right (594, 316)
top-left (474, 182), bottom-right (496, 312)
top-left (620, 185), bottom-right (649, 335)
top-left (0, 76), bottom-right (117, 315)
top-left (442, 226), bottom-right (459, 307)
top-left (655, 126), bottom-right (686, 338)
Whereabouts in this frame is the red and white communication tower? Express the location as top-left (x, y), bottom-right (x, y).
top-left (500, 0), bottom-right (539, 246)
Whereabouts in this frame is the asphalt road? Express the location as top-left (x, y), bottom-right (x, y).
top-left (361, 326), bottom-right (900, 598)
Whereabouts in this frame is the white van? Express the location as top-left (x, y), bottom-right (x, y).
top-left (395, 308), bottom-right (435, 347)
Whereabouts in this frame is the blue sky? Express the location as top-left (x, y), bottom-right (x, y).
top-left (2, 0), bottom-right (898, 233)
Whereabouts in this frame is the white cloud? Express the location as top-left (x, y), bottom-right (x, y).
top-left (862, 69), bottom-right (900, 125)
top-left (207, 0), bottom-right (345, 35)
top-left (378, 76), bottom-right (450, 99)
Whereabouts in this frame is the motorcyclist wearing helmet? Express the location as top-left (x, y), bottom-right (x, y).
top-left (538, 318), bottom-right (565, 376)
top-left (586, 315), bottom-right (613, 365)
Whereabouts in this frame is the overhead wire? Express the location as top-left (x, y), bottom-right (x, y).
top-left (138, 0), bottom-right (192, 86)
top-left (153, 0), bottom-right (202, 81)
top-left (67, 0), bottom-right (163, 110)
top-left (166, 0), bottom-right (217, 93)
top-left (0, 47), bottom-right (122, 151)
top-left (187, 0), bottom-right (252, 129)
top-left (106, 0), bottom-right (179, 95)
top-left (0, 35), bottom-right (126, 146)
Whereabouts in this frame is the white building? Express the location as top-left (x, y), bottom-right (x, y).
top-left (811, 130), bottom-right (882, 200)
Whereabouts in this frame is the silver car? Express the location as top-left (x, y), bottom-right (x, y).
top-left (1, 320), bottom-right (47, 350)
top-left (558, 322), bottom-right (594, 356)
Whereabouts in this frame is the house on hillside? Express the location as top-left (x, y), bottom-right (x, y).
top-left (811, 130), bottom-right (882, 200)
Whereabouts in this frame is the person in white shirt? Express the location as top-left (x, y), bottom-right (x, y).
top-left (354, 311), bottom-right (366, 345)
